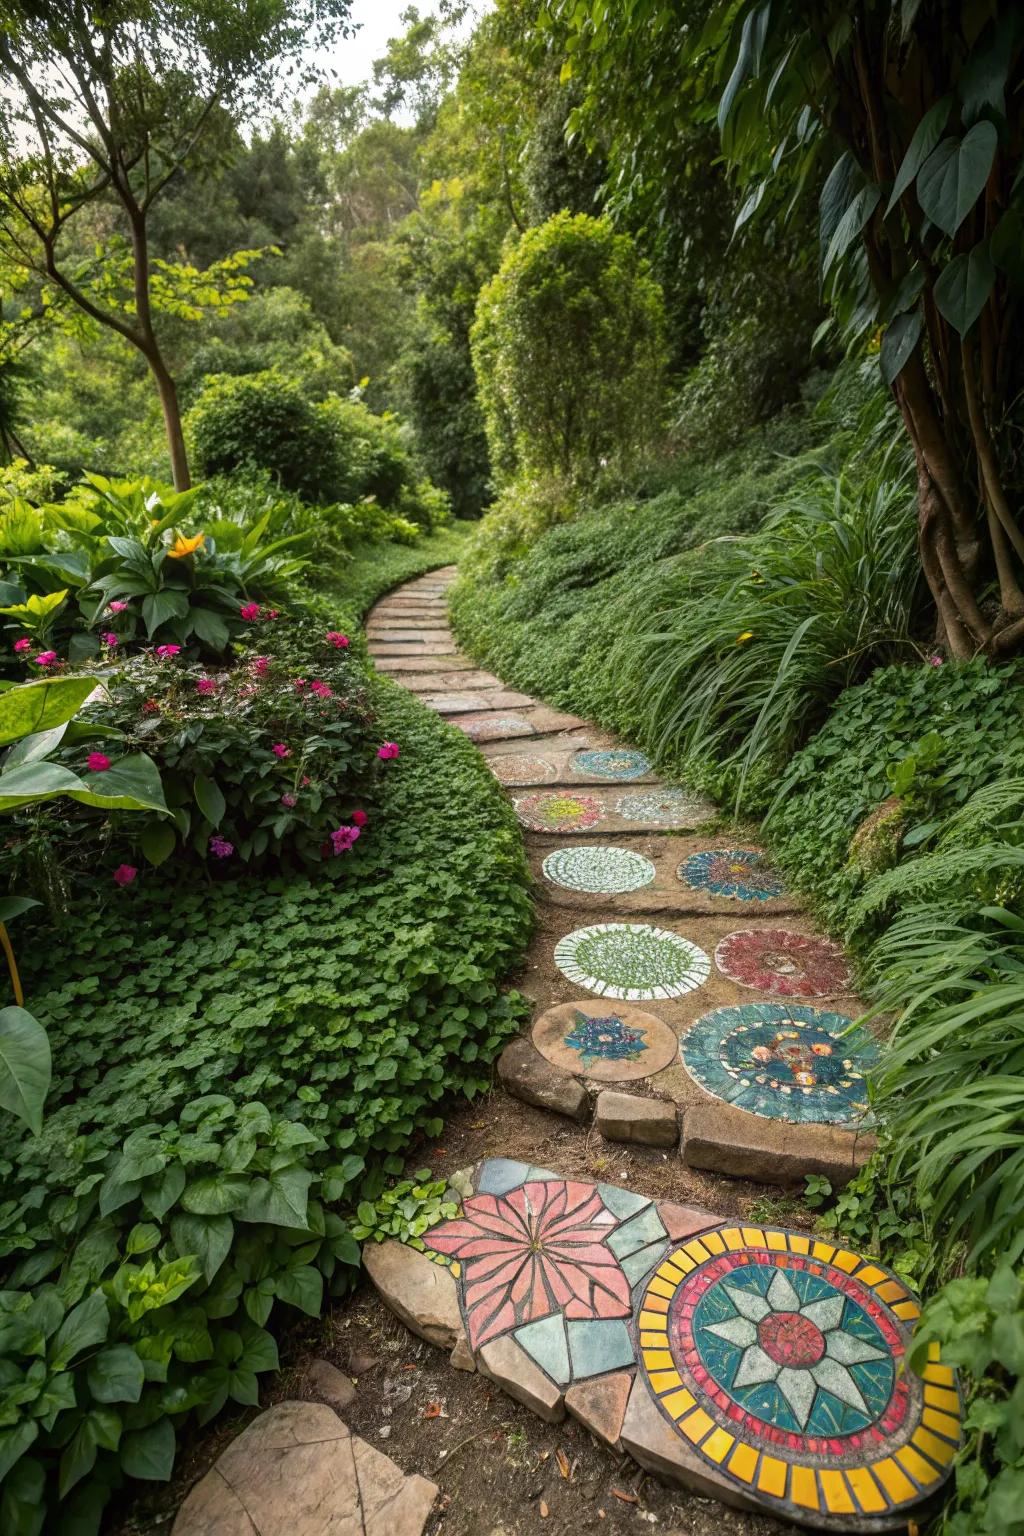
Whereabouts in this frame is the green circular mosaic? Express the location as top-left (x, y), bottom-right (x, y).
top-left (542, 845), bottom-right (656, 895)
top-left (554, 922), bottom-right (711, 1001)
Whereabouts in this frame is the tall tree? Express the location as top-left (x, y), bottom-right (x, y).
top-left (0, 0), bottom-right (353, 489)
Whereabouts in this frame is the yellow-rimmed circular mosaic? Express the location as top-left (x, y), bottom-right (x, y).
top-left (636, 1226), bottom-right (959, 1529)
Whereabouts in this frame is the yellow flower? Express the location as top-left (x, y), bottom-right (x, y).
top-left (736, 631), bottom-right (754, 644)
top-left (167, 532), bottom-right (205, 559)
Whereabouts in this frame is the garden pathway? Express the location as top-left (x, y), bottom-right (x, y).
top-left (355, 568), bottom-right (961, 1533)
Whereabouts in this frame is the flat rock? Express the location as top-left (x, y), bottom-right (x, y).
top-left (401, 669), bottom-right (505, 693)
top-left (595, 1089), bottom-right (678, 1147)
top-left (497, 1037), bottom-right (590, 1122)
top-left (172, 1400), bottom-right (438, 1536)
top-left (374, 653), bottom-right (471, 672)
top-left (681, 1101), bottom-right (874, 1186)
top-left (368, 639), bottom-right (456, 656)
top-left (564, 1370), bottom-right (633, 1448)
top-left (308, 1357), bottom-right (356, 1414)
top-left (362, 1240), bottom-right (465, 1349)
top-left (619, 1376), bottom-right (763, 1517)
top-left (478, 1334), bottom-right (564, 1423)
top-left (421, 689), bottom-right (536, 714)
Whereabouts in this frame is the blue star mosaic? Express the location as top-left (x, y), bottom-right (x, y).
top-left (678, 848), bottom-right (784, 902)
top-left (564, 1009), bottom-right (648, 1067)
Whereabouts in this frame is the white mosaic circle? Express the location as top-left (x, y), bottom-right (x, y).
top-left (554, 922), bottom-right (711, 1001)
top-left (615, 788), bottom-right (716, 828)
top-left (542, 845), bottom-right (657, 895)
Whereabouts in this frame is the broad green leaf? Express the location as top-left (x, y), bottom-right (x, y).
top-left (880, 310), bottom-right (923, 385)
top-left (68, 753), bottom-right (168, 815)
top-left (50, 1291), bottom-right (109, 1370)
top-left (274, 1264), bottom-right (323, 1317)
top-left (180, 1174), bottom-right (249, 1216)
top-left (0, 589), bottom-right (67, 621)
top-left (239, 1166), bottom-right (312, 1229)
top-left (959, 11), bottom-right (1019, 122)
top-left (0, 1422), bottom-right (38, 1484)
top-left (0, 677), bottom-right (95, 746)
top-left (126, 1222), bottom-right (161, 1254)
top-left (0, 896), bottom-right (39, 923)
top-left (934, 244), bottom-right (996, 335)
top-left (86, 1344), bottom-right (145, 1404)
top-left (142, 588), bottom-right (188, 637)
top-left (193, 773), bottom-right (226, 827)
top-left (0, 760), bottom-right (85, 811)
top-left (0, 1007), bottom-right (51, 1135)
top-left (237, 1325), bottom-right (279, 1374)
top-left (189, 606), bottom-right (229, 653)
top-left (119, 1418), bottom-right (175, 1482)
top-left (823, 184), bottom-right (880, 275)
top-left (141, 819), bottom-right (176, 867)
top-left (170, 1212), bottom-right (233, 1282)
top-left (885, 96), bottom-right (951, 213)
top-left (718, 2), bottom-right (771, 130)
top-left (3, 724), bottom-right (69, 767)
top-left (918, 123), bottom-right (998, 237)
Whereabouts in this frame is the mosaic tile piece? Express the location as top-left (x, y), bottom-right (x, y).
top-left (570, 748), bottom-right (653, 781)
top-left (427, 1179), bottom-right (632, 1350)
top-left (716, 929), bottom-right (853, 998)
top-left (597, 1185), bottom-right (652, 1220)
top-left (608, 1205), bottom-right (667, 1259)
top-left (542, 845), bottom-right (656, 895)
top-left (678, 849), bottom-right (785, 903)
top-left (639, 1228), bottom-right (959, 1526)
top-left (554, 923), bottom-right (711, 1001)
top-left (516, 1313), bottom-right (571, 1384)
top-left (488, 753), bottom-right (559, 786)
top-left (461, 715), bottom-right (534, 741)
top-left (615, 788), bottom-right (716, 828)
top-left (567, 1319), bottom-right (635, 1377)
top-left (515, 792), bottom-right (606, 833)
top-left (680, 1003), bottom-right (877, 1126)
top-left (621, 1240), bottom-right (672, 1288)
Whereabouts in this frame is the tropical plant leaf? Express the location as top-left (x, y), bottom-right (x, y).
top-left (68, 754), bottom-right (169, 815)
top-left (140, 819), bottom-right (176, 867)
top-left (0, 677), bottom-right (95, 746)
top-left (193, 773), bottom-right (226, 827)
top-left (881, 309), bottom-right (923, 385)
top-left (918, 123), bottom-right (998, 237)
top-left (142, 589), bottom-right (188, 637)
top-left (0, 1007), bottom-right (50, 1135)
top-left (886, 95), bottom-right (952, 213)
top-left (934, 245), bottom-right (996, 335)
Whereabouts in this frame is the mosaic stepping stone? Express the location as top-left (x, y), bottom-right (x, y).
top-left (554, 923), bottom-right (710, 1001)
top-left (532, 1000), bottom-right (679, 1082)
top-left (459, 714), bottom-right (535, 742)
top-left (570, 748), bottom-right (653, 781)
top-left (515, 791), bottom-right (605, 832)
top-left (615, 788), bottom-right (716, 828)
top-left (680, 1003), bottom-right (877, 1124)
top-left (678, 848), bottom-right (785, 902)
top-left (488, 753), bottom-right (559, 786)
top-left (716, 929), bottom-right (853, 998)
top-left (542, 845), bottom-right (656, 894)
top-left (638, 1227), bottom-right (959, 1528)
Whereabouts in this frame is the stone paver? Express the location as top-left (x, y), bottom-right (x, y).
top-left (173, 1401), bottom-right (437, 1536)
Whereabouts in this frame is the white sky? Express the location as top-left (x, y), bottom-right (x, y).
top-left (313, 1), bottom-right (486, 91)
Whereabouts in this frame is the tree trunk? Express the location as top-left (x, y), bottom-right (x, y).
top-left (148, 351), bottom-right (191, 492)
top-left (127, 204), bottom-right (192, 490)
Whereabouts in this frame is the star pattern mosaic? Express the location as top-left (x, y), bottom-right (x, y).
top-left (554, 922), bottom-right (711, 1001)
top-left (563, 1010), bottom-right (649, 1067)
top-left (680, 1003), bottom-right (877, 1125)
top-left (570, 748), bottom-right (653, 781)
top-left (616, 788), bottom-right (716, 828)
top-left (515, 792), bottom-right (606, 832)
top-left (639, 1227), bottom-right (960, 1525)
top-left (678, 849), bottom-right (785, 902)
top-left (532, 1001), bottom-right (680, 1082)
top-left (542, 845), bottom-right (656, 894)
top-left (715, 929), bottom-right (853, 998)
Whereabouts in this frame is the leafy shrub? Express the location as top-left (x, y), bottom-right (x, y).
top-left (0, 677), bottom-right (532, 1531)
top-left (471, 212), bottom-right (666, 484)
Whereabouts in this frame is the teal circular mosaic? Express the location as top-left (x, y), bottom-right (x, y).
top-left (678, 849), bottom-right (785, 902)
top-left (616, 788), bottom-right (715, 828)
top-left (554, 922), bottom-right (710, 1001)
top-left (570, 748), bottom-right (652, 781)
top-left (542, 845), bottom-right (656, 895)
top-left (680, 1002), bottom-right (877, 1125)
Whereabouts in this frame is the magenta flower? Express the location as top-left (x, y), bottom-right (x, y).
top-left (281, 792), bottom-right (298, 808)
top-left (326, 631), bottom-right (350, 649)
top-left (107, 600), bottom-right (129, 614)
top-left (377, 742), bottom-right (400, 761)
top-left (34, 651), bottom-right (58, 668)
top-left (427, 1180), bottom-right (632, 1350)
top-left (330, 824), bottom-right (361, 855)
top-left (209, 835), bottom-right (234, 859)
top-left (113, 864), bottom-right (138, 887)
top-left (239, 602), bottom-right (260, 621)
top-left (87, 752), bottom-right (111, 773)
top-left (155, 644), bottom-right (181, 658)
top-left (309, 680), bottom-right (332, 699)
top-left (101, 632), bottom-right (118, 648)
top-left (13, 637), bottom-right (30, 653)
top-left (196, 677), bottom-right (217, 695)
top-left (272, 743), bottom-right (291, 759)
top-left (252, 655), bottom-right (270, 676)
top-left (927, 653), bottom-right (944, 667)
top-left (352, 809), bottom-right (367, 827)
top-left (268, 609), bottom-right (280, 619)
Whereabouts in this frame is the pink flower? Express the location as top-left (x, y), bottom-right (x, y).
top-left (377, 742), bottom-right (400, 761)
top-left (330, 824), bottom-right (361, 855)
top-left (33, 651), bottom-right (58, 668)
top-left (301, 775), bottom-right (311, 787)
top-left (281, 792), bottom-right (298, 808)
top-left (352, 809), bottom-right (368, 827)
top-left (87, 752), bottom-right (111, 773)
top-left (252, 655), bottom-right (270, 676)
top-left (209, 835), bottom-right (234, 859)
top-left (236, 682), bottom-right (258, 698)
top-left (268, 609), bottom-right (280, 619)
top-left (101, 632), bottom-right (118, 648)
top-left (272, 743), bottom-right (291, 759)
top-left (155, 644), bottom-right (180, 658)
top-left (113, 864), bottom-right (137, 887)
top-left (927, 653), bottom-right (944, 667)
top-left (326, 631), bottom-right (350, 649)
top-left (309, 680), bottom-right (332, 699)
top-left (13, 637), bottom-right (30, 653)
top-left (239, 602), bottom-right (260, 622)
top-left (196, 677), bottom-right (217, 695)
top-left (142, 698), bottom-right (160, 715)
top-left (107, 600), bottom-right (129, 614)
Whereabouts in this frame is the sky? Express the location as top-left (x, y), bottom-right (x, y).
top-left (312, 0), bottom-right (486, 94)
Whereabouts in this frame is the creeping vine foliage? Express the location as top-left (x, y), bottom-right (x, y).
top-left (0, 675), bottom-right (531, 1530)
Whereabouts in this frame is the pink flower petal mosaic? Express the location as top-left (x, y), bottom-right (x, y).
top-left (714, 928), bottom-right (853, 998)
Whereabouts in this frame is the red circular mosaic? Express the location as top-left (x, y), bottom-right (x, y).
top-left (714, 929), bottom-right (852, 997)
top-left (757, 1311), bottom-right (826, 1368)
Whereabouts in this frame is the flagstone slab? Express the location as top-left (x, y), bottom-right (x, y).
top-left (452, 705), bottom-right (587, 741)
top-left (420, 688), bottom-right (536, 714)
top-left (368, 639), bottom-right (456, 656)
top-left (374, 652), bottom-right (472, 672)
top-left (595, 1088), bottom-right (679, 1146)
top-left (401, 668), bottom-right (506, 692)
top-left (361, 1240), bottom-right (465, 1351)
top-left (366, 624), bottom-right (454, 638)
top-left (360, 1160), bottom-right (958, 1534)
top-left (172, 1401), bottom-right (438, 1536)
top-left (680, 1099), bottom-right (875, 1186)
top-left (497, 1036), bottom-right (590, 1121)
